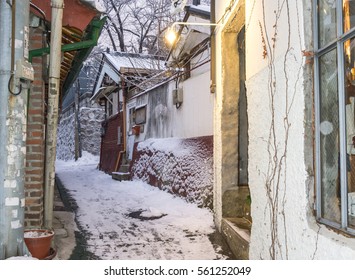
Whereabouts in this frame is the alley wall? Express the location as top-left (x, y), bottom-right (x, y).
top-left (214, 0), bottom-right (355, 259)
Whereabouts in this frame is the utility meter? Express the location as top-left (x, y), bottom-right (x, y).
top-left (15, 58), bottom-right (34, 82)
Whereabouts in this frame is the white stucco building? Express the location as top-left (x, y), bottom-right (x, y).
top-left (213, 0), bottom-right (355, 259)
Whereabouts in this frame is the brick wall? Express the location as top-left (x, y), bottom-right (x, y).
top-left (25, 26), bottom-right (47, 228)
top-left (100, 113), bottom-right (124, 173)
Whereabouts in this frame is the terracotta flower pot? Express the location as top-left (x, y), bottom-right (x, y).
top-left (24, 229), bottom-right (55, 260)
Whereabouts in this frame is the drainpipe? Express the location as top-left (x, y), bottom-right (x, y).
top-left (114, 79), bottom-right (127, 172)
top-left (210, 0), bottom-right (216, 94)
top-left (0, 0), bottom-right (31, 259)
top-left (44, 0), bottom-right (64, 229)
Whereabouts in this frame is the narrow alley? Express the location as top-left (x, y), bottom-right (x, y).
top-left (54, 152), bottom-right (234, 260)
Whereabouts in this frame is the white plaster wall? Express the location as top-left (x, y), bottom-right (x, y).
top-left (214, 0), bottom-right (355, 259)
top-left (247, 0), bottom-right (355, 259)
top-left (172, 69), bottom-right (214, 138)
top-left (134, 65), bottom-right (213, 142)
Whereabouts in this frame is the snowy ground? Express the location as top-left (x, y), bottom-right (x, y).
top-left (55, 152), bottom-right (229, 260)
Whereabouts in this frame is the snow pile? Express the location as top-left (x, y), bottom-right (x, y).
top-left (131, 137), bottom-right (213, 208)
top-left (55, 152), bottom-right (227, 260)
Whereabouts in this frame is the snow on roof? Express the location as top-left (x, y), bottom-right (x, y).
top-left (190, 4), bottom-right (210, 13)
top-left (80, 0), bottom-right (105, 13)
top-left (104, 52), bottom-right (166, 73)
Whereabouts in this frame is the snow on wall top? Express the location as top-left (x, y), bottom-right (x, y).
top-left (137, 138), bottom-right (184, 154)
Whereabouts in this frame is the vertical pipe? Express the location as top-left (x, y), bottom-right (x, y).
top-left (122, 79), bottom-right (127, 154)
top-left (0, 0), bottom-right (13, 260)
top-left (0, 0), bottom-right (31, 258)
top-left (210, 0), bottom-right (216, 94)
top-left (44, 0), bottom-right (64, 228)
top-left (74, 80), bottom-right (80, 161)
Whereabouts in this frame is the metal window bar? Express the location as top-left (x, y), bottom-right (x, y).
top-left (314, 0), bottom-right (355, 233)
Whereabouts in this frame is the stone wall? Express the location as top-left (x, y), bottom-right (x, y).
top-left (56, 107), bottom-right (104, 161)
top-left (130, 136), bottom-right (213, 208)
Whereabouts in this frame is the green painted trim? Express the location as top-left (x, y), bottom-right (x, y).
top-left (28, 16), bottom-right (106, 97)
top-left (29, 17), bottom-right (106, 62)
top-left (62, 16), bottom-right (106, 96)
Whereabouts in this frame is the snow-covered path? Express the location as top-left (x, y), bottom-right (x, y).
top-left (55, 153), bottom-right (228, 260)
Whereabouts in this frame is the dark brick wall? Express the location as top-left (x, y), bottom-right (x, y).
top-left (99, 113), bottom-right (124, 174)
top-left (25, 26), bottom-right (47, 227)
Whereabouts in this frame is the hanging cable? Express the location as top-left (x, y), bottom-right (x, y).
top-left (8, 74), bottom-right (22, 95)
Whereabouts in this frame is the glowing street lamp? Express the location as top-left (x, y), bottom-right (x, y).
top-left (165, 21), bottom-right (220, 45)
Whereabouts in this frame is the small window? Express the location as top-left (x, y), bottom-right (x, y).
top-left (135, 106), bottom-right (146, 125)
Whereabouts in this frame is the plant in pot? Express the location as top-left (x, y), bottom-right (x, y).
top-left (24, 229), bottom-right (55, 259)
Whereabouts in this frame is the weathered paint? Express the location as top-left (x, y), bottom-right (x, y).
top-left (20, 198), bottom-right (25, 208)
top-left (5, 198), bottom-right (20, 207)
top-left (134, 67), bottom-right (213, 142)
top-left (10, 220), bottom-right (21, 229)
top-left (0, 0), bottom-right (30, 259)
top-left (11, 210), bottom-right (18, 218)
top-left (4, 180), bottom-right (16, 189)
top-left (14, 39), bottom-right (23, 49)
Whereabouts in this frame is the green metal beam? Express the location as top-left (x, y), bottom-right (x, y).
top-left (62, 16), bottom-right (106, 96)
top-left (28, 16), bottom-right (106, 98)
top-left (29, 17), bottom-right (106, 62)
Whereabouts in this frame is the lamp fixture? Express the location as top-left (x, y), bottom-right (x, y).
top-left (165, 21), bottom-right (220, 45)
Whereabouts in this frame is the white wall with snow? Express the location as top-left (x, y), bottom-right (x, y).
top-left (133, 66), bottom-right (213, 143)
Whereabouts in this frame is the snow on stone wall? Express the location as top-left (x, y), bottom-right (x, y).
top-left (80, 108), bottom-right (105, 155)
top-left (130, 136), bottom-right (213, 208)
top-left (57, 112), bottom-right (75, 161)
top-left (57, 107), bottom-right (104, 161)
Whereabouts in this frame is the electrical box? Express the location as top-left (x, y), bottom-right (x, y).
top-left (172, 88), bottom-right (183, 105)
top-left (15, 59), bottom-right (34, 82)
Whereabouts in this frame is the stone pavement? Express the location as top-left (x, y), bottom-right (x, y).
top-left (52, 183), bottom-right (77, 260)
top-left (51, 177), bottom-right (236, 260)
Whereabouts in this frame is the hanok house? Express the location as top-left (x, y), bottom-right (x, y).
top-left (126, 3), bottom-right (215, 208)
top-left (90, 52), bottom-right (165, 174)
top-left (25, 1), bottom-right (104, 228)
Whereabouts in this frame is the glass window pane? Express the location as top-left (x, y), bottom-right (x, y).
top-left (319, 49), bottom-right (341, 223)
top-left (344, 0), bottom-right (355, 33)
top-left (344, 37), bottom-right (355, 228)
top-left (319, 0), bottom-right (337, 47)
